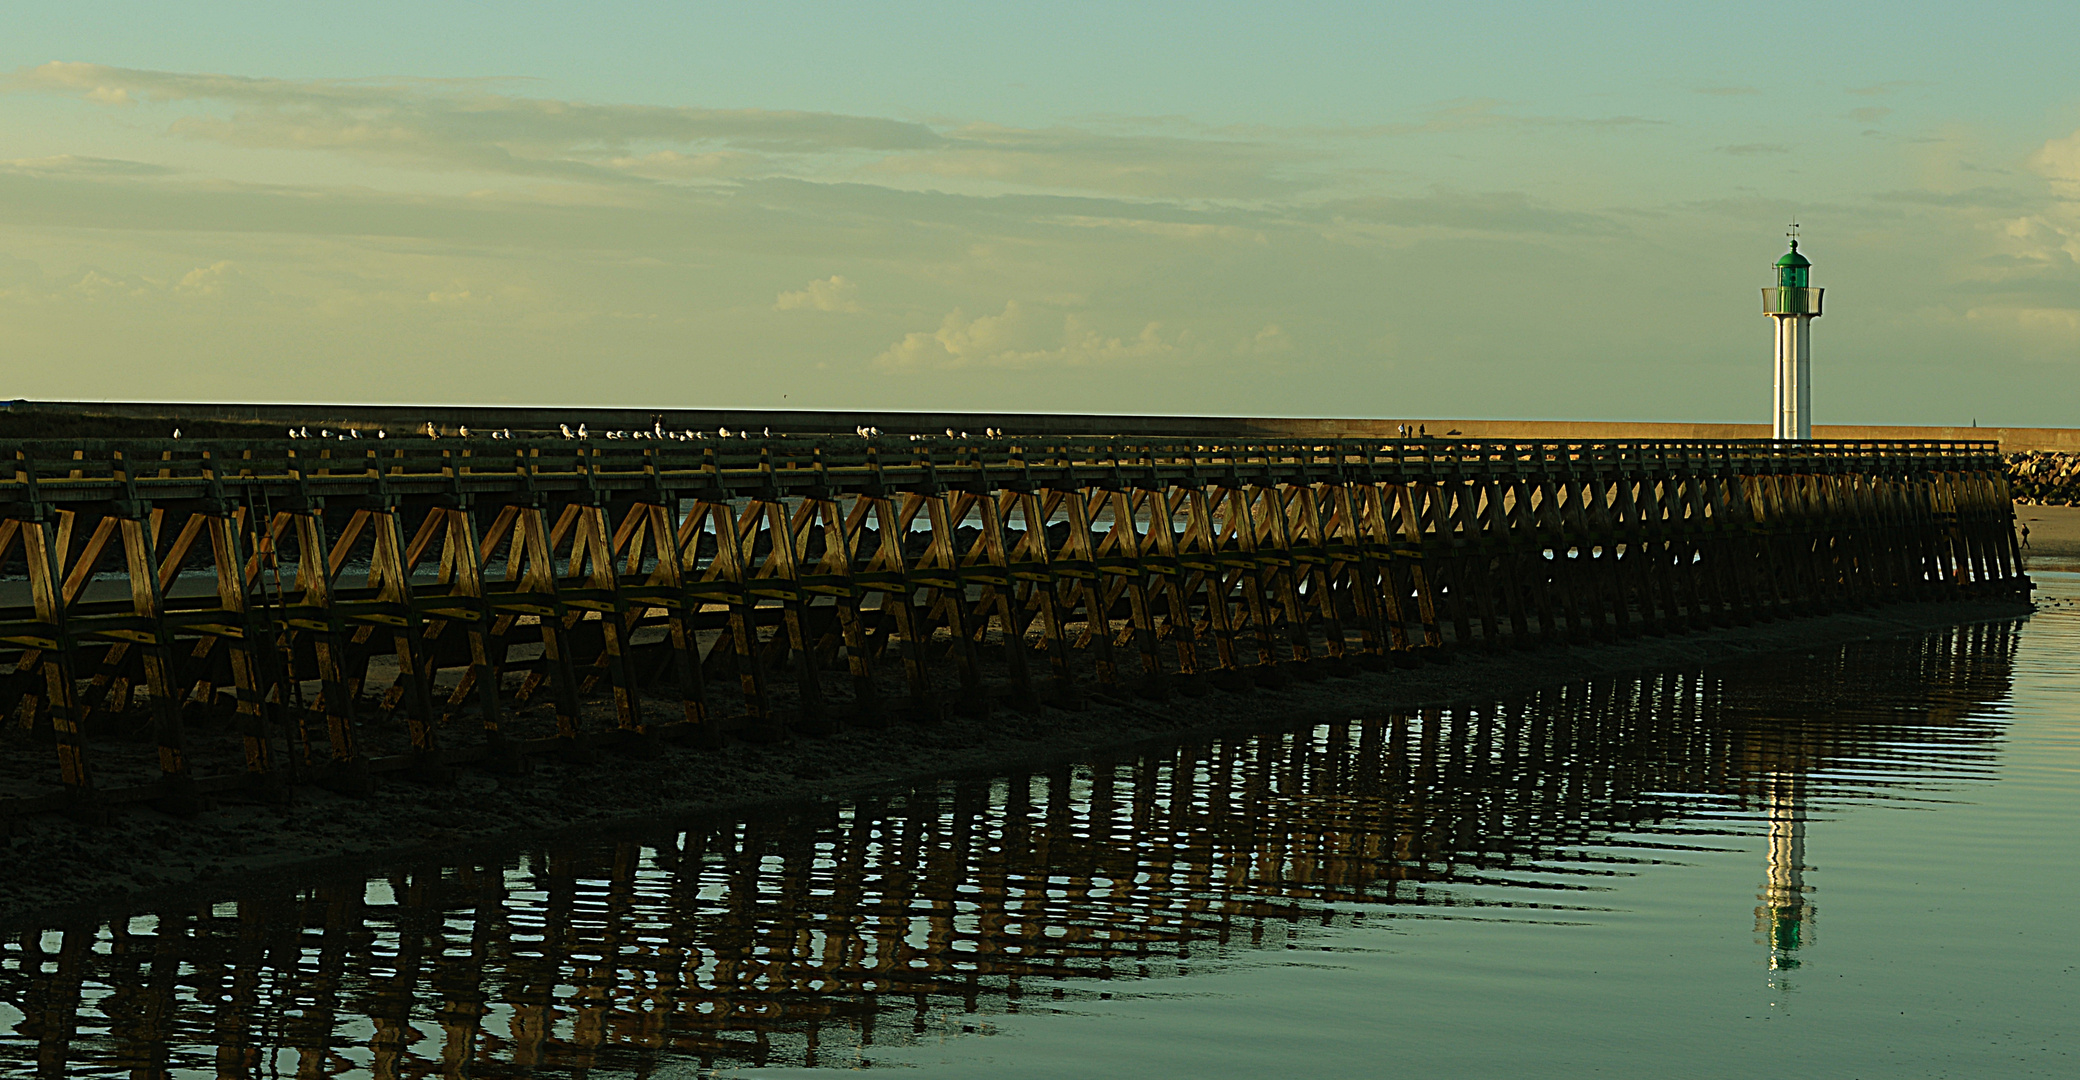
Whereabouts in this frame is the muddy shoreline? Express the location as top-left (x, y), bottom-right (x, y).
top-left (0, 596), bottom-right (2034, 931)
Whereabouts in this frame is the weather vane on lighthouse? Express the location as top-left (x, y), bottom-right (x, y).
top-left (1763, 221), bottom-right (1822, 439)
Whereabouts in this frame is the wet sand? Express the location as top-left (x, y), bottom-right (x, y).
top-left (0, 596), bottom-right (2033, 930)
top-left (2016, 503), bottom-right (2080, 565)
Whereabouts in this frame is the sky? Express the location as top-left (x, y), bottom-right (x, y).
top-left (3, 1), bottom-right (2078, 424)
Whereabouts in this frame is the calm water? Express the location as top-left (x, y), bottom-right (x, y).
top-left (4, 580), bottom-right (2076, 1079)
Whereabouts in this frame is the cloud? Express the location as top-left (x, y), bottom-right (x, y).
top-left (1692, 86), bottom-right (1760, 96)
top-left (56, 259), bottom-right (272, 304)
top-left (1236, 323), bottom-right (1292, 356)
top-left (2031, 128), bottom-right (2080, 197)
top-left (0, 64), bottom-right (1673, 203)
top-left (1850, 106), bottom-right (1894, 124)
top-left (1873, 187), bottom-right (2036, 210)
top-left (1964, 305), bottom-right (2080, 345)
top-left (872, 301), bottom-right (1184, 372)
top-left (174, 260), bottom-right (264, 299)
top-left (1317, 189), bottom-right (1618, 235)
top-left (0, 154), bottom-right (174, 177)
top-left (6, 61), bottom-right (943, 184)
top-left (1847, 80), bottom-right (1927, 96)
top-left (2, 61), bottom-right (1330, 201)
top-left (858, 121), bottom-right (1310, 199)
top-left (775, 274), bottom-right (863, 313)
top-left (1720, 143), bottom-right (1792, 156)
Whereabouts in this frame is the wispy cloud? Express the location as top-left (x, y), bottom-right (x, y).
top-left (1692, 86), bottom-right (1760, 96)
top-left (4, 61), bottom-right (1326, 201)
top-left (0, 154), bottom-right (175, 177)
top-left (7, 61), bottom-right (943, 184)
top-left (1847, 80), bottom-right (1929, 96)
top-left (1720, 143), bottom-right (1792, 156)
top-left (1316, 189), bottom-right (1620, 235)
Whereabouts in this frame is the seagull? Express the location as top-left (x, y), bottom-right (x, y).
top-left (459, 425), bottom-right (470, 437)
top-left (653, 419), bottom-right (665, 437)
top-left (299, 426), bottom-right (310, 438)
top-left (946, 428), bottom-right (955, 438)
top-left (320, 429), bottom-right (331, 439)
top-left (288, 427), bottom-right (299, 438)
top-left (171, 428), bottom-right (181, 439)
top-left (560, 423), bottom-right (574, 439)
top-left (349, 429), bottom-right (360, 439)
top-left (960, 431), bottom-right (969, 439)
top-left (376, 429), bottom-right (386, 439)
top-left (578, 423), bottom-right (588, 439)
top-left (718, 426), bottom-right (731, 438)
top-left (763, 426), bottom-right (771, 438)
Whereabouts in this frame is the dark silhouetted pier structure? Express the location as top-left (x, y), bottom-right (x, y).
top-left (0, 432), bottom-right (2026, 817)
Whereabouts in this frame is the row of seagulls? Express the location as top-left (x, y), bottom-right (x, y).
top-left (248, 421), bottom-right (1018, 443)
top-left (283, 426), bottom-right (387, 440)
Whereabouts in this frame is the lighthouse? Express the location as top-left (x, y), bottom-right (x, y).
top-left (1763, 228), bottom-right (1823, 439)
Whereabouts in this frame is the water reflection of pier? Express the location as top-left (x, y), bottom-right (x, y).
top-left (0, 622), bottom-right (2018, 1077)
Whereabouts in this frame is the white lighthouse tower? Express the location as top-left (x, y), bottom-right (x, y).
top-left (1763, 226), bottom-right (1823, 439)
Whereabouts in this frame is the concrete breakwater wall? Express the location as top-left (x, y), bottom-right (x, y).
top-left (0, 434), bottom-right (2027, 821)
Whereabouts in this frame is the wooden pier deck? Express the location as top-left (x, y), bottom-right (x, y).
top-left (0, 433), bottom-right (2027, 818)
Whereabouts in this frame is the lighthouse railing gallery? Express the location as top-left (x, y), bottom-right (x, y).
top-left (0, 435), bottom-right (2023, 815)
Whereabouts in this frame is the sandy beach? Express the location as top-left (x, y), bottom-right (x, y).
top-left (2016, 503), bottom-right (2080, 567)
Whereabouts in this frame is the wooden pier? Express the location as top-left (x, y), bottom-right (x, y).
top-left (0, 433), bottom-right (2027, 817)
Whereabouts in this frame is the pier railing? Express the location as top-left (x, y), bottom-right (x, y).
top-left (0, 435), bottom-right (2024, 816)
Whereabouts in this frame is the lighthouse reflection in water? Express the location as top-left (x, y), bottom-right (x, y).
top-left (1760, 772), bottom-right (1812, 983)
top-left (0, 619), bottom-right (2026, 1076)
